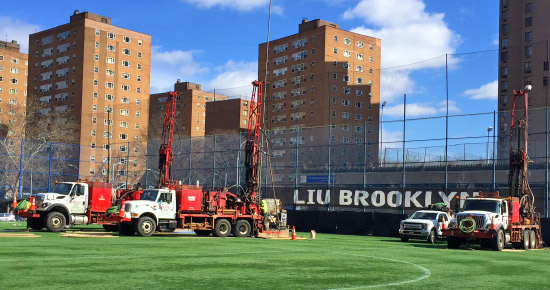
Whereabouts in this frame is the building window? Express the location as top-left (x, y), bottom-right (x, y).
top-left (501, 52), bottom-right (508, 62)
top-left (501, 38), bottom-right (508, 48)
top-left (525, 32), bottom-right (532, 42)
top-left (343, 50), bottom-right (351, 57)
top-left (525, 17), bottom-right (533, 27)
top-left (94, 54), bottom-right (99, 61)
top-left (107, 44), bottom-right (116, 52)
top-left (501, 24), bottom-right (509, 34)
top-left (525, 46), bottom-right (532, 58)
top-left (123, 36), bottom-right (131, 43)
top-left (95, 29), bottom-right (100, 36)
top-left (502, 10), bottom-right (509, 21)
top-left (123, 48), bottom-right (131, 55)
top-left (106, 57), bottom-right (115, 64)
top-left (107, 32), bottom-right (116, 39)
top-left (137, 64), bottom-right (142, 70)
top-left (501, 67), bottom-right (508, 77)
top-left (122, 60), bottom-right (130, 67)
top-left (138, 40), bottom-right (143, 46)
top-left (525, 62), bottom-right (532, 73)
top-left (333, 48), bottom-right (338, 54)
top-left (501, 81), bottom-right (508, 91)
top-left (334, 36), bottom-right (338, 42)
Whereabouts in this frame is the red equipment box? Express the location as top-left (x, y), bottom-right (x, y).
top-left (176, 188), bottom-right (203, 212)
top-left (88, 182), bottom-right (112, 213)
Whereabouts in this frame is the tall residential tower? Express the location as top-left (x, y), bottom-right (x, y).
top-left (28, 11), bottom-right (151, 187)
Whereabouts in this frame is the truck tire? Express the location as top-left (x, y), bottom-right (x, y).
top-left (528, 230), bottom-right (536, 249)
top-left (447, 237), bottom-right (461, 249)
top-left (194, 230), bottom-right (212, 236)
top-left (233, 220), bottom-right (251, 237)
top-left (427, 229), bottom-right (436, 244)
top-left (28, 217), bottom-right (44, 231)
top-left (46, 212), bottom-right (66, 232)
top-left (103, 224), bottom-right (118, 232)
top-left (522, 230), bottom-right (530, 250)
top-left (136, 217), bottom-right (156, 237)
top-left (119, 222), bottom-right (135, 236)
top-left (214, 219), bottom-right (231, 237)
top-left (491, 229), bottom-right (505, 251)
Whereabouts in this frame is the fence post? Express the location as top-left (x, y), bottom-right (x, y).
top-left (188, 137), bottom-right (192, 185)
top-left (212, 135), bottom-right (216, 188)
top-left (18, 138), bottom-right (24, 197)
top-left (363, 121), bottom-right (367, 188)
top-left (546, 107), bottom-right (549, 218)
top-left (402, 94), bottom-right (406, 215)
top-left (48, 142), bottom-right (53, 191)
top-left (295, 129), bottom-right (299, 190)
top-left (492, 110), bottom-right (500, 192)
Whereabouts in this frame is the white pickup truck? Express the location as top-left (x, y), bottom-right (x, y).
top-left (399, 210), bottom-right (451, 244)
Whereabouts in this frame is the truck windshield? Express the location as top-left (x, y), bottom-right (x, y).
top-left (52, 183), bottom-right (73, 195)
top-left (463, 200), bottom-right (500, 213)
top-left (140, 190), bottom-right (158, 201)
top-left (410, 212), bottom-right (437, 220)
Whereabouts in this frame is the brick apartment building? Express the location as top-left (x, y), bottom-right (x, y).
top-left (0, 40), bottom-right (28, 137)
top-left (258, 19), bottom-right (381, 181)
top-left (148, 81), bottom-right (228, 140)
top-left (27, 11), bottom-right (151, 188)
top-left (498, 0), bottom-right (550, 159)
top-left (205, 98), bottom-right (250, 135)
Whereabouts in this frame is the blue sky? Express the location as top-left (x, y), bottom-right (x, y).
top-left (1, 0), bottom-right (500, 153)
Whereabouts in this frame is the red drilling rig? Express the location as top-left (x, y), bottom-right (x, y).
top-left (444, 85), bottom-right (543, 250)
top-left (115, 82), bottom-right (287, 237)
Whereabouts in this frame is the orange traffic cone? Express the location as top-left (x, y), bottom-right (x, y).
top-left (12, 194), bottom-right (17, 208)
top-left (291, 226), bottom-right (297, 240)
top-left (490, 217), bottom-right (496, 230)
top-left (29, 196), bottom-right (36, 211)
top-left (118, 200), bottom-right (126, 218)
top-left (442, 220), bottom-right (448, 230)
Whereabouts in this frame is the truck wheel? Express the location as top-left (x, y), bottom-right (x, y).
top-left (400, 237), bottom-right (409, 242)
top-left (46, 212), bottom-right (66, 232)
top-left (522, 230), bottom-right (530, 250)
top-left (214, 219), bottom-right (231, 237)
top-left (447, 237), bottom-right (461, 249)
top-left (119, 222), bottom-right (135, 236)
top-left (233, 220), bottom-right (251, 237)
top-left (102, 225), bottom-right (118, 232)
top-left (491, 229), bottom-right (504, 251)
top-left (28, 217), bottom-right (44, 231)
top-left (136, 217), bottom-right (156, 237)
top-left (427, 229), bottom-right (436, 244)
top-left (194, 230), bottom-right (212, 236)
top-left (528, 230), bottom-right (536, 249)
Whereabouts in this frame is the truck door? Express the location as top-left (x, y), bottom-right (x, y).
top-left (156, 190), bottom-right (176, 219)
top-left (500, 201), bottom-right (508, 229)
top-left (67, 184), bottom-right (87, 215)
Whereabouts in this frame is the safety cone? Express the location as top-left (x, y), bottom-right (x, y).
top-left (30, 196), bottom-right (36, 211)
top-left (490, 217), bottom-right (496, 230)
top-left (291, 226), bottom-right (297, 240)
top-left (12, 194), bottom-right (17, 208)
top-left (118, 200), bottom-right (126, 218)
top-left (442, 221), bottom-right (448, 230)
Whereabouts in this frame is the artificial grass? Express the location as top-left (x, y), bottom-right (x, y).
top-left (0, 221), bottom-right (548, 289)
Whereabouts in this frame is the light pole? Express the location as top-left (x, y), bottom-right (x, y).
top-left (112, 160), bottom-right (134, 187)
top-left (145, 168), bottom-right (159, 189)
top-left (487, 127), bottom-right (493, 164)
top-left (380, 101), bottom-right (387, 166)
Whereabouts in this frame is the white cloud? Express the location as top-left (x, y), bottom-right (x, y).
top-left (180, 0), bottom-right (282, 13)
top-left (463, 80), bottom-right (498, 100)
top-left (150, 46), bottom-right (209, 93)
top-left (344, 0), bottom-right (460, 102)
top-left (380, 129), bottom-right (402, 149)
top-left (0, 17), bottom-right (40, 53)
top-left (384, 100), bottom-right (460, 118)
top-left (205, 60), bottom-right (258, 99)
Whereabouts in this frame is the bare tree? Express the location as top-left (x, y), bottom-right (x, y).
top-left (0, 95), bottom-right (78, 200)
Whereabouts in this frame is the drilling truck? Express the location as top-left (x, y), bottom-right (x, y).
top-left (443, 86), bottom-right (544, 250)
top-left (117, 83), bottom-right (287, 237)
top-left (15, 181), bottom-right (120, 232)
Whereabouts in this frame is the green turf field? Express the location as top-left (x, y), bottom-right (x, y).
top-left (0, 221), bottom-right (548, 290)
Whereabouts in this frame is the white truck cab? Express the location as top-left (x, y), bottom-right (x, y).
top-left (121, 188), bottom-right (177, 236)
top-left (399, 210), bottom-right (451, 244)
top-left (448, 198), bottom-right (509, 235)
